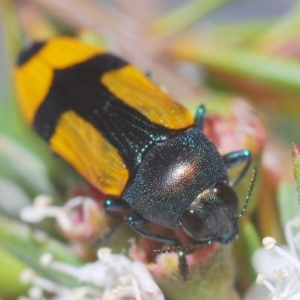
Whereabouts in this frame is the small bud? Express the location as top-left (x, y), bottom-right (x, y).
top-left (20, 269), bottom-right (36, 284)
top-left (40, 253), bottom-right (53, 268)
top-left (33, 195), bottom-right (53, 207)
top-left (97, 247), bottom-right (112, 261)
top-left (28, 286), bottom-right (43, 299)
top-left (256, 274), bottom-right (266, 285)
top-left (272, 269), bottom-right (284, 279)
top-left (262, 237), bottom-right (276, 249)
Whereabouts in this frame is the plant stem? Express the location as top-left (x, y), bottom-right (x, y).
top-left (149, 0), bottom-right (232, 37)
top-left (172, 39), bottom-right (300, 92)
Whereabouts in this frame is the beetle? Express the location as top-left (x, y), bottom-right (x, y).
top-left (15, 36), bottom-right (256, 279)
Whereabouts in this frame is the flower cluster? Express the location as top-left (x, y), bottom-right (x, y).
top-left (250, 216), bottom-right (300, 300)
top-left (19, 248), bottom-right (164, 300)
top-left (20, 195), bottom-right (112, 242)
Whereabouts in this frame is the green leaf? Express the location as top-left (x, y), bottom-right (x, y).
top-left (234, 216), bottom-right (261, 291)
top-left (149, 0), bottom-right (232, 37)
top-left (172, 41), bottom-right (300, 92)
top-left (252, 1), bottom-right (300, 51)
top-left (0, 245), bottom-right (28, 299)
top-left (214, 20), bottom-right (273, 45)
top-left (0, 216), bottom-right (83, 288)
top-left (292, 143), bottom-right (300, 207)
top-left (0, 135), bottom-right (59, 199)
top-left (277, 180), bottom-right (299, 231)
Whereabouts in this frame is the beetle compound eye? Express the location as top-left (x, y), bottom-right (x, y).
top-left (212, 182), bottom-right (239, 214)
top-left (182, 210), bottom-right (211, 241)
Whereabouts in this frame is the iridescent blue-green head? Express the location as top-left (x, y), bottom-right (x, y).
top-left (181, 181), bottom-right (240, 244)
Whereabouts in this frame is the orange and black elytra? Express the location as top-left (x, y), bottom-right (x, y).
top-left (15, 37), bottom-right (256, 280)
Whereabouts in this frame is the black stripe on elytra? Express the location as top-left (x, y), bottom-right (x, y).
top-left (17, 41), bottom-right (46, 66)
top-left (33, 54), bottom-right (186, 176)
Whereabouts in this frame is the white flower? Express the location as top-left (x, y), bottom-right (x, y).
top-left (247, 216), bottom-right (300, 300)
top-left (20, 195), bottom-right (111, 241)
top-left (20, 248), bottom-right (164, 300)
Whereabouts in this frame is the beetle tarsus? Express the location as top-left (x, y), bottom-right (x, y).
top-left (179, 250), bottom-right (189, 281)
top-left (153, 244), bottom-right (189, 280)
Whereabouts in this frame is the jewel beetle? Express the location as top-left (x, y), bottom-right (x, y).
top-left (15, 36), bottom-right (256, 280)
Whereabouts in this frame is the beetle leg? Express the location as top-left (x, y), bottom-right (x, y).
top-left (104, 198), bottom-right (133, 219)
top-left (179, 250), bottom-right (189, 281)
top-left (223, 150), bottom-right (251, 187)
top-left (127, 212), bottom-right (189, 279)
top-left (126, 212), bottom-right (180, 245)
top-left (95, 198), bottom-right (132, 244)
top-left (104, 200), bottom-right (180, 244)
top-left (194, 105), bottom-right (206, 130)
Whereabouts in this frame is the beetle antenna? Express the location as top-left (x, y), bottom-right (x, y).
top-left (153, 239), bottom-right (213, 254)
top-left (235, 167), bottom-right (257, 220)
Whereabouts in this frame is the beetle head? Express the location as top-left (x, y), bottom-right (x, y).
top-left (153, 167), bottom-right (256, 268)
top-left (181, 182), bottom-right (240, 244)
